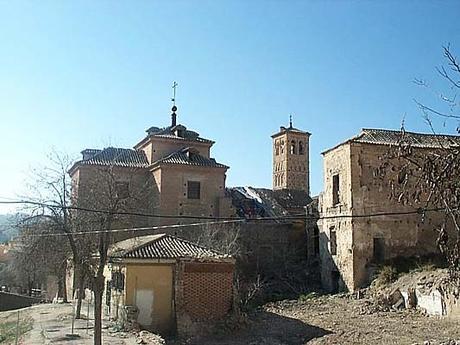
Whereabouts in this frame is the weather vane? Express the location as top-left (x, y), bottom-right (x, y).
top-left (171, 81), bottom-right (178, 107)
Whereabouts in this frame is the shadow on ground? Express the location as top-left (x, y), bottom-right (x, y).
top-left (185, 311), bottom-right (331, 345)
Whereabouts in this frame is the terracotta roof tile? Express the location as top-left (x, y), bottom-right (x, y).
top-left (153, 147), bottom-right (228, 169)
top-left (323, 128), bottom-right (460, 154)
top-left (109, 234), bottom-right (228, 260)
top-left (355, 128), bottom-right (460, 148)
top-left (74, 147), bottom-right (149, 169)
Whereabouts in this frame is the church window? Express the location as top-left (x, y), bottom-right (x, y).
top-left (299, 141), bottom-right (304, 155)
top-left (275, 141), bottom-right (280, 155)
top-left (290, 140), bottom-right (296, 154)
top-left (187, 181), bottom-right (201, 199)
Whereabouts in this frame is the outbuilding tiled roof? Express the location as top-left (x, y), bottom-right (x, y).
top-left (153, 147), bottom-right (228, 169)
top-left (71, 147), bottom-right (149, 172)
top-left (323, 128), bottom-right (460, 154)
top-left (109, 234), bottom-right (228, 260)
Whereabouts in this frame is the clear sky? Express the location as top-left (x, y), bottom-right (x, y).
top-left (0, 0), bottom-right (459, 213)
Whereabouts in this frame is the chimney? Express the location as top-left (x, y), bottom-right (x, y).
top-left (81, 149), bottom-right (100, 160)
top-left (171, 105), bottom-right (177, 127)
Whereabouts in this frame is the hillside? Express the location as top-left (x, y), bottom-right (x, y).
top-left (0, 214), bottom-right (20, 243)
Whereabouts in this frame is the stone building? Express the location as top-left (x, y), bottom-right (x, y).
top-left (69, 105), bottom-right (234, 227)
top-left (319, 128), bottom-right (460, 292)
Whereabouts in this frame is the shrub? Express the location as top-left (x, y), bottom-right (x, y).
top-left (377, 265), bottom-right (398, 285)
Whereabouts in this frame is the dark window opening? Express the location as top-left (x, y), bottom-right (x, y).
top-left (115, 181), bottom-right (129, 199)
top-left (299, 141), bottom-right (304, 155)
top-left (330, 227), bottom-right (337, 255)
top-left (111, 270), bottom-right (125, 292)
top-left (373, 237), bottom-right (385, 263)
top-left (290, 140), bottom-right (296, 154)
top-left (187, 181), bottom-right (201, 199)
top-left (332, 174), bottom-right (340, 205)
top-left (313, 227), bottom-right (320, 255)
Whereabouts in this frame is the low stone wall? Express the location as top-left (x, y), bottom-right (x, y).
top-left (0, 292), bottom-right (42, 311)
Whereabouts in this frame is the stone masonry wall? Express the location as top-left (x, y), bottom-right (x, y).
top-left (349, 142), bottom-right (446, 289)
top-left (319, 143), bottom-right (354, 292)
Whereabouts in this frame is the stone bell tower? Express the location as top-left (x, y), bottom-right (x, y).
top-left (271, 116), bottom-right (310, 194)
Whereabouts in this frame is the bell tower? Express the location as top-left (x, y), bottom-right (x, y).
top-left (271, 116), bottom-right (310, 194)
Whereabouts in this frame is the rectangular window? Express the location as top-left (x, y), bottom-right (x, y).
top-left (373, 237), bottom-right (385, 263)
top-left (330, 227), bottom-right (337, 255)
top-left (332, 174), bottom-right (340, 205)
top-left (115, 181), bottom-right (129, 199)
top-left (187, 181), bottom-right (201, 199)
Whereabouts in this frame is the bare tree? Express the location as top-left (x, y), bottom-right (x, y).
top-left (72, 164), bottom-right (151, 345)
top-left (22, 151), bottom-right (89, 316)
top-left (10, 219), bottom-right (70, 299)
top-left (383, 45), bottom-right (460, 282)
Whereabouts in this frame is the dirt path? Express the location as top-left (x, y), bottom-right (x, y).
top-left (0, 303), bottom-right (140, 345)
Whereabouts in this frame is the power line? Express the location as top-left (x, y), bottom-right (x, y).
top-left (0, 199), bottom-right (448, 223)
top-left (16, 219), bottom-right (245, 238)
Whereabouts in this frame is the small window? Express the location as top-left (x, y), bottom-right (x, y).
top-left (373, 238), bottom-right (385, 263)
top-left (115, 181), bottom-right (129, 199)
top-left (187, 181), bottom-right (201, 199)
top-left (112, 270), bottom-right (125, 292)
top-left (313, 227), bottom-right (320, 255)
top-left (290, 140), bottom-right (296, 154)
top-left (299, 141), bottom-right (304, 155)
top-left (332, 174), bottom-right (340, 205)
top-left (330, 227), bottom-right (337, 255)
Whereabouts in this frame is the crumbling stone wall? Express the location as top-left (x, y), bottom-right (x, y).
top-left (320, 141), bottom-right (449, 292)
top-left (319, 143), bottom-right (354, 292)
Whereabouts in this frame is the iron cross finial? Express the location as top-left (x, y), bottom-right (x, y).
top-left (171, 81), bottom-right (178, 106)
top-left (289, 114), bottom-right (293, 128)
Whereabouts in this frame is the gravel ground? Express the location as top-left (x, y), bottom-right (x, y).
top-left (186, 294), bottom-right (460, 345)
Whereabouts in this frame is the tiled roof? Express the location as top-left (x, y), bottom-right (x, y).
top-left (109, 234), bottom-right (228, 260)
top-left (355, 129), bottom-right (460, 148)
top-left (272, 125), bottom-right (311, 138)
top-left (323, 128), bottom-right (460, 154)
top-left (144, 125), bottom-right (214, 144)
top-left (153, 147), bottom-right (228, 169)
top-left (72, 147), bottom-right (149, 170)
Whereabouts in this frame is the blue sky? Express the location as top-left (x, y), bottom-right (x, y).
top-left (0, 0), bottom-right (459, 213)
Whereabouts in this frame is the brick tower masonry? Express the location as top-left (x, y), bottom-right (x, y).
top-left (272, 119), bottom-right (311, 194)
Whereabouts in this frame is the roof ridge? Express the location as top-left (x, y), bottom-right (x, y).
top-left (162, 234), bottom-right (225, 256)
top-left (361, 128), bottom-right (460, 138)
top-left (122, 233), bottom-right (167, 256)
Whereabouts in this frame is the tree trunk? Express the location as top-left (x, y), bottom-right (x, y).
top-left (75, 268), bottom-right (85, 318)
top-left (57, 276), bottom-right (64, 300)
top-left (62, 261), bottom-right (68, 303)
top-left (93, 275), bottom-right (105, 345)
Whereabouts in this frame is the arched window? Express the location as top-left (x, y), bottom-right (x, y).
top-left (299, 141), bottom-right (304, 155)
top-left (275, 141), bottom-right (280, 155)
top-left (280, 140), bottom-right (285, 154)
top-left (290, 140), bottom-right (296, 154)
